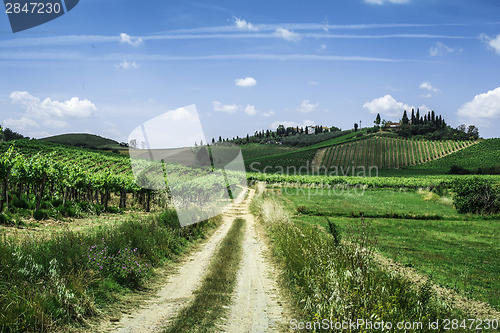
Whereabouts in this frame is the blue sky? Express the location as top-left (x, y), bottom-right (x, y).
top-left (1, 0), bottom-right (500, 142)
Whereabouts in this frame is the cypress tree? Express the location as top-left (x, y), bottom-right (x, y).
top-left (402, 110), bottom-right (409, 125)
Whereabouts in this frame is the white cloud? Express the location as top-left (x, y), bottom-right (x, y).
top-left (297, 99), bottom-right (319, 113)
top-left (271, 119), bottom-right (315, 129)
top-left (262, 110), bottom-right (275, 117)
top-left (116, 60), bottom-right (139, 70)
top-left (458, 87), bottom-right (500, 118)
top-left (480, 33), bottom-right (500, 55)
top-left (419, 82), bottom-right (439, 92)
top-left (364, 0), bottom-right (410, 4)
top-left (43, 119), bottom-right (69, 128)
top-left (244, 105), bottom-right (258, 116)
top-left (235, 77), bottom-right (257, 87)
top-left (308, 81), bottom-right (318, 86)
top-left (419, 82), bottom-right (440, 98)
top-left (363, 95), bottom-right (410, 117)
top-left (233, 17), bottom-right (258, 31)
top-left (429, 42), bottom-right (461, 57)
top-left (119, 33), bottom-right (143, 47)
top-left (3, 116), bottom-right (39, 130)
top-left (275, 28), bottom-right (300, 42)
top-left (10, 91), bottom-right (97, 119)
top-left (212, 101), bottom-right (240, 114)
top-left (320, 44), bottom-right (327, 50)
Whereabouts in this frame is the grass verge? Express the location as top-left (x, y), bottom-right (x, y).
top-left (0, 210), bottom-right (219, 332)
top-left (252, 188), bottom-right (465, 332)
top-left (164, 218), bottom-right (245, 333)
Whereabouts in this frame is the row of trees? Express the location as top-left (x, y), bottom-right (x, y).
top-left (373, 109), bottom-right (479, 140)
top-left (210, 125), bottom-right (342, 146)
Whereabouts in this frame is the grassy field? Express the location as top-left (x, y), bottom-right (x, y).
top-left (279, 187), bottom-right (500, 310)
top-left (240, 143), bottom-right (299, 161)
top-left (252, 189), bottom-right (464, 330)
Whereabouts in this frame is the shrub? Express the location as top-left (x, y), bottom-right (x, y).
top-left (296, 205), bottom-right (308, 214)
top-left (0, 214), bottom-right (13, 225)
top-left (448, 165), bottom-right (470, 175)
top-left (326, 217), bottom-right (341, 246)
top-left (33, 209), bottom-right (49, 220)
top-left (12, 197), bottom-right (30, 209)
top-left (452, 178), bottom-right (500, 214)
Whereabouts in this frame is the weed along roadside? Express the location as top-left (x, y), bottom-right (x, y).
top-left (0, 212), bottom-right (220, 332)
top-left (250, 182), bottom-right (500, 332)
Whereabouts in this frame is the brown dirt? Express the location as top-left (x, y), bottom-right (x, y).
top-left (222, 189), bottom-right (292, 332)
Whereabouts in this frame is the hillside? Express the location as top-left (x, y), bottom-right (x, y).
top-left (39, 133), bottom-right (120, 149)
top-left (244, 132), bottom-right (478, 173)
top-left (408, 138), bottom-right (500, 174)
top-left (316, 136), bottom-right (476, 171)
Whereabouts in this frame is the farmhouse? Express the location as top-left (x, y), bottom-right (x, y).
top-left (385, 122), bottom-right (401, 129)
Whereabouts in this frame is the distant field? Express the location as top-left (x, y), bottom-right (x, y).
top-left (243, 131), bottom-right (364, 171)
top-left (408, 138), bottom-right (500, 173)
top-left (240, 143), bottom-right (299, 161)
top-left (243, 132), bottom-right (479, 173)
top-left (317, 136), bottom-right (476, 171)
top-left (280, 187), bottom-right (500, 310)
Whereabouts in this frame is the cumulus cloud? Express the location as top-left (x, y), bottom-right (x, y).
top-left (297, 99), bottom-right (319, 113)
top-left (419, 82), bottom-right (440, 98)
top-left (244, 105), bottom-right (258, 116)
top-left (480, 33), bottom-right (500, 55)
top-left (119, 33), bottom-right (143, 47)
top-left (429, 42), bottom-right (461, 57)
top-left (458, 87), bottom-right (500, 118)
top-left (363, 95), bottom-right (410, 117)
top-left (275, 28), bottom-right (300, 42)
top-left (233, 17), bottom-right (257, 31)
top-left (235, 77), bottom-right (257, 87)
top-left (3, 116), bottom-right (39, 130)
top-left (262, 110), bottom-right (275, 117)
top-left (116, 60), bottom-right (139, 70)
top-left (5, 91), bottom-right (97, 135)
top-left (212, 101), bottom-right (240, 114)
top-left (10, 91), bottom-right (97, 119)
top-left (364, 0), bottom-right (410, 4)
top-left (271, 119), bottom-right (314, 129)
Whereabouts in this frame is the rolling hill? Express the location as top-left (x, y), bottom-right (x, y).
top-left (315, 136), bottom-right (477, 171)
top-left (244, 131), bottom-right (481, 173)
top-left (39, 133), bottom-right (121, 149)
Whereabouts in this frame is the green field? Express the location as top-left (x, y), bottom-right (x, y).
top-left (318, 136), bottom-right (476, 170)
top-left (280, 187), bottom-right (500, 309)
top-left (409, 138), bottom-right (500, 173)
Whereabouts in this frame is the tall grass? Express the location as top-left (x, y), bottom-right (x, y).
top-left (0, 211), bottom-right (219, 332)
top-left (253, 189), bottom-right (463, 332)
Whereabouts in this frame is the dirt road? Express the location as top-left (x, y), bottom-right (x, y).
top-left (97, 188), bottom-right (290, 333)
top-left (223, 189), bottom-right (290, 332)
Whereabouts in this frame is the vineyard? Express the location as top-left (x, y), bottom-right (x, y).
top-left (316, 136), bottom-right (477, 171)
top-left (0, 140), bottom-right (243, 221)
top-left (409, 138), bottom-right (500, 173)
